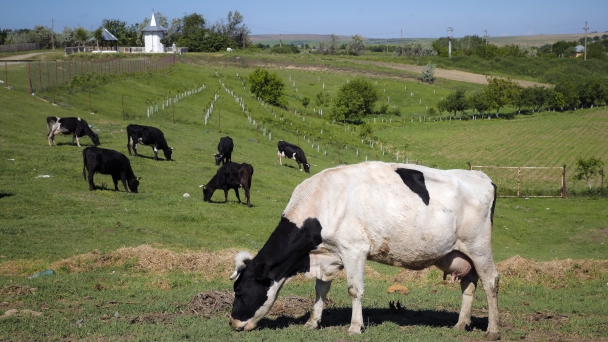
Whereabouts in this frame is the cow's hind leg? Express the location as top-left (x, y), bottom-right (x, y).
top-left (233, 188), bottom-right (241, 203)
top-left (342, 252), bottom-right (367, 334)
top-left (455, 270), bottom-right (479, 330)
top-left (87, 172), bottom-right (96, 191)
top-left (305, 279), bottom-right (332, 329)
top-left (470, 254), bottom-right (500, 340)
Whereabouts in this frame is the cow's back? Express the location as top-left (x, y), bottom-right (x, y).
top-left (282, 162), bottom-right (495, 267)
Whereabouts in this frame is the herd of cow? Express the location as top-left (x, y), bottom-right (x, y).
top-left (45, 116), bottom-right (311, 207)
top-left (46, 116), bottom-right (501, 340)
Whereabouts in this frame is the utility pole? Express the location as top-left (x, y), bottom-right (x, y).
top-left (401, 29), bottom-right (404, 56)
top-left (484, 30), bottom-right (488, 45)
top-left (51, 18), bottom-right (55, 50)
top-left (583, 21), bottom-right (589, 61)
top-left (447, 27), bottom-right (454, 58)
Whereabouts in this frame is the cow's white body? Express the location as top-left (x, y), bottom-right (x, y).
top-left (230, 161), bottom-right (499, 339)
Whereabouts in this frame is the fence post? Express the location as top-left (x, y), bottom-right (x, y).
top-left (467, 161), bottom-right (472, 170)
top-left (517, 167), bottom-right (521, 197)
top-left (27, 63), bottom-right (33, 94)
top-left (46, 60), bottom-right (50, 89)
top-left (561, 164), bottom-right (567, 199)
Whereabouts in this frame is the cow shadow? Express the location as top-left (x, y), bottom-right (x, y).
top-left (54, 142), bottom-right (96, 147)
top-left (0, 192), bottom-right (14, 199)
top-left (257, 307), bottom-right (487, 332)
top-left (204, 199), bottom-right (253, 207)
top-left (132, 154), bottom-right (172, 161)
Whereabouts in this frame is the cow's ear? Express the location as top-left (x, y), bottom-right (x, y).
top-left (170, 147), bottom-right (174, 150)
top-left (199, 184), bottom-right (206, 189)
top-left (136, 177), bottom-right (141, 181)
top-left (254, 262), bottom-right (270, 281)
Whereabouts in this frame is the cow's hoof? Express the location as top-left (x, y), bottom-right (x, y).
top-left (304, 320), bottom-right (318, 329)
top-left (484, 331), bottom-right (500, 341)
top-left (347, 325), bottom-right (362, 335)
top-left (454, 321), bottom-right (470, 331)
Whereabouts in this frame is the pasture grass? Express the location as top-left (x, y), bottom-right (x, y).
top-left (1, 54), bottom-right (607, 341)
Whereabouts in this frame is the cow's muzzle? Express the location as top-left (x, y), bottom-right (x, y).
top-left (229, 317), bottom-right (256, 331)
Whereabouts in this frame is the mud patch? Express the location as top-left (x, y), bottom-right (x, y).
top-left (189, 290), bottom-right (234, 317)
top-left (0, 285), bottom-right (37, 296)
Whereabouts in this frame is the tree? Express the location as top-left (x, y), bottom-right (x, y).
top-left (0, 28), bottom-right (9, 45)
top-left (443, 88), bottom-right (468, 116)
top-left (301, 96), bottom-right (310, 108)
top-left (554, 79), bottom-right (580, 109)
top-left (30, 25), bottom-right (53, 49)
top-left (359, 122), bottom-right (373, 140)
top-left (212, 10), bottom-right (251, 49)
top-left (92, 28), bottom-right (103, 50)
top-left (73, 27), bottom-right (89, 47)
top-left (486, 77), bottom-right (519, 114)
top-left (330, 78), bottom-right (379, 122)
top-left (248, 67), bottom-right (286, 108)
top-left (573, 157), bottom-right (604, 188)
top-left (347, 34), bottom-right (365, 56)
top-left (530, 85), bottom-right (551, 112)
top-left (175, 13), bottom-right (208, 52)
top-left (418, 63), bottom-right (435, 84)
top-left (101, 19), bottom-right (137, 46)
top-left (328, 34), bottom-right (339, 55)
top-left (468, 90), bottom-right (491, 115)
top-left (315, 91), bottom-right (330, 106)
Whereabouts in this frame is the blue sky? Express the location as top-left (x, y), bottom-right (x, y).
top-left (2, 0), bottom-right (606, 38)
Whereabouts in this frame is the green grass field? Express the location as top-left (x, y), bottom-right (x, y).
top-left (1, 53), bottom-right (607, 341)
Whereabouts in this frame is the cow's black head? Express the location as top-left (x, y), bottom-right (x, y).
top-left (128, 177), bottom-right (140, 193)
top-left (163, 148), bottom-right (173, 161)
top-left (303, 163), bottom-right (310, 173)
top-left (200, 184), bottom-right (214, 202)
top-left (214, 153), bottom-right (223, 166)
top-left (229, 252), bottom-right (278, 331)
top-left (92, 133), bottom-right (101, 146)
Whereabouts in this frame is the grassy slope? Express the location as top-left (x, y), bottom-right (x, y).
top-left (0, 55), bottom-right (607, 341)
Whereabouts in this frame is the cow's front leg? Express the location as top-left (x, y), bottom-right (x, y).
top-left (153, 147), bottom-right (158, 161)
top-left (223, 189), bottom-right (229, 203)
top-left (87, 173), bottom-right (96, 191)
top-left (119, 174), bottom-right (129, 192)
top-left (111, 175), bottom-right (120, 191)
top-left (75, 136), bottom-right (82, 147)
top-left (305, 279), bottom-right (332, 329)
top-left (343, 254), bottom-right (367, 334)
top-left (454, 271), bottom-right (478, 330)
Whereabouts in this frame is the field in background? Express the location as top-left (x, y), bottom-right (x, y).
top-left (0, 54), bottom-right (607, 341)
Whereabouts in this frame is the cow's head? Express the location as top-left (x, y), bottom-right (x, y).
top-left (92, 133), bottom-right (101, 146)
top-left (214, 153), bottom-right (223, 166)
top-left (163, 147), bottom-right (173, 161)
top-left (129, 177), bottom-right (141, 193)
top-left (303, 163), bottom-right (310, 173)
top-left (199, 184), bottom-right (214, 202)
top-left (229, 251), bottom-right (284, 331)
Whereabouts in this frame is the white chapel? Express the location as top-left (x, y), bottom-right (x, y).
top-left (142, 13), bottom-right (167, 53)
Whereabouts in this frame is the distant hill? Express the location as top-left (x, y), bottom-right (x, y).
top-left (250, 32), bottom-right (604, 47)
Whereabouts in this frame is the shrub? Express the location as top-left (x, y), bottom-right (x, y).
top-left (248, 67), bottom-right (287, 108)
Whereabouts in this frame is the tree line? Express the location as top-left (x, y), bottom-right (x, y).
top-left (0, 10), bottom-right (251, 53)
top-left (437, 77), bottom-right (608, 118)
top-left (431, 34), bottom-right (608, 60)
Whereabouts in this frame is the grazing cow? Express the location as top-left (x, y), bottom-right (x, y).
top-left (229, 162), bottom-right (500, 340)
top-left (214, 136), bottom-right (234, 166)
top-left (277, 140), bottom-right (310, 173)
top-left (82, 147), bottom-right (140, 193)
top-left (199, 162), bottom-right (254, 207)
top-left (47, 116), bottom-right (100, 147)
top-left (126, 124), bottom-right (173, 161)
top-left (226, 47), bottom-right (233, 52)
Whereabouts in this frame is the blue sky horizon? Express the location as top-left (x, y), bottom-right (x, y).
top-left (1, 0), bottom-right (607, 39)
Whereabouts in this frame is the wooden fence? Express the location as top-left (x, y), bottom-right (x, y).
top-left (468, 163), bottom-right (567, 198)
top-left (0, 43), bottom-right (40, 53)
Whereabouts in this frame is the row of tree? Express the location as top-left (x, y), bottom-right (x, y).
top-left (0, 10), bottom-right (251, 53)
top-left (437, 77), bottom-right (608, 117)
top-left (431, 35), bottom-right (608, 60)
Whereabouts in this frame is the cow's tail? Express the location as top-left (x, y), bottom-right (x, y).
top-left (490, 182), bottom-right (497, 227)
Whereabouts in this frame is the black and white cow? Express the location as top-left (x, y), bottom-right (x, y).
top-left (277, 140), bottom-right (310, 173)
top-left (82, 147), bottom-right (140, 193)
top-left (214, 136), bottom-right (234, 166)
top-left (126, 124), bottom-right (173, 161)
top-left (47, 116), bottom-right (100, 147)
top-left (229, 162), bottom-right (500, 340)
top-left (199, 162), bottom-right (254, 207)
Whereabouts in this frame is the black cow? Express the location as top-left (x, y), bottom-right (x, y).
top-left (126, 124), bottom-right (173, 161)
top-left (214, 136), bottom-right (234, 166)
top-left (47, 116), bottom-right (100, 147)
top-left (82, 147), bottom-right (140, 193)
top-left (199, 162), bottom-right (254, 207)
top-left (277, 140), bottom-right (310, 173)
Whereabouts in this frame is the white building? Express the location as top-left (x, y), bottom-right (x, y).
top-left (142, 13), bottom-right (167, 53)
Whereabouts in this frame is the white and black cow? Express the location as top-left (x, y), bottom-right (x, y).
top-left (47, 116), bottom-right (100, 147)
top-left (199, 162), bottom-right (254, 207)
top-left (277, 140), bottom-right (310, 173)
top-left (82, 147), bottom-right (140, 193)
top-left (126, 124), bottom-right (173, 161)
top-left (214, 136), bottom-right (234, 166)
top-left (229, 161), bottom-right (500, 340)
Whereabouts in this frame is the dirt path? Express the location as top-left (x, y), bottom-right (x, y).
top-left (345, 59), bottom-right (549, 87)
top-left (0, 52), bottom-right (46, 61)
